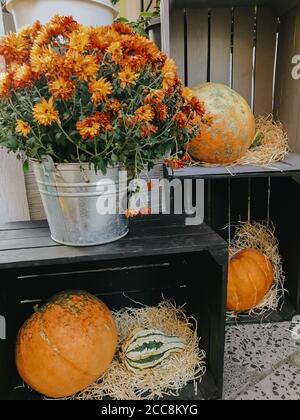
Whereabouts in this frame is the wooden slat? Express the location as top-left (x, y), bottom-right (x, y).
top-left (186, 8), bottom-right (209, 87)
top-left (0, 228), bottom-right (50, 241)
top-left (254, 7), bottom-right (278, 116)
top-left (275, 0), bottom-right (300, 16)
top-left (210, 8), bottom-right (232, 85)
top-left (24, 166), bottom-right (45, 221)
top-left (0, 237), bottom-right (59, 251)
top-left (165, 153), bottom-right (300, 179)
top-left (0, 150), bottom-right (30, 226)
top-left (0, 225), bottom-right (226, 270)
top-left (170, 6), bottom-right (185, 81)
top-left (172, 0), bottom-right (270, 7)
top-left (232, 6), bottom-right (255, 105)
top-left (274, 7), bottom-right (300, 153)
top-left (161, 0), bottom-right (171, 55)
top-left (0, 220), bottom-right (48, 231)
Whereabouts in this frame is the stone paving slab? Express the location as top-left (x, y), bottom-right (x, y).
top-left (224, 322), bottom-right (300, 400)
top-left (236, 360), bottom-right (300, 400)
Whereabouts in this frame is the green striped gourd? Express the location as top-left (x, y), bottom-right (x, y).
top-left (122, 328), bottom-right (185, 371)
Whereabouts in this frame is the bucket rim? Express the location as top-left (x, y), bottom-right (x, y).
top-left (30, 158), bottom-right (128, 173)
top-left (5, 0), bottom-right (119, 17)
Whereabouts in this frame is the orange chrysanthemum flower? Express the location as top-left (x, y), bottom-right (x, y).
top-left (162, 58), bottom-right (177, 91)
top-left (112, 22), bottom-right (135, 35)
top-left (35, 15), bottom-right (78, 46)
top-left (76, 54), bottom-right (99, 82)
top-left (189, 96), bottom-right (205, 117)
top-left (0, 33), bottom-right (28, 64)
top-left (76, 112), bottom-right (111, 140)
top-left (124, 209), bottom-right (139, 219)
top-left (123, 55), bottom-right (147, 72)
top-left (164, 158), bottom-right (185, 170)
top-left (106, 41), bottom-right (123, 62)
top-left (12, 64), bottom-right (33, 89)
top-left (139, 207), bottom-right (152, 216)
top-left (144, 89), bottom-right (165, 105)
top-left (155, 104), bottom-right (168, 122)
top-left (118, 66), bottom-right (139, 89)
top-left (107, 99), bottom-right (122, 114)
top-left (16, 120), bottom-right (31, 137)
top-left (174, 112), bottom-right (188, 128)
top-left (141, 125), bottom-right (158, 138)
top-left (135, 105), bottom-right (154, 123)
top-left (69, 26), bottom-right (91, 52)
top-left (90, 27), bottom-right (113, 52)
top-left (125, 116), bottom-right (138, 127)
top-left (138, 37), bottom-right (161, 61)
top-left (0, 72), bottom-right (11, 97)
top-left (89, 77), bottom-right (112, 104)
top-left (19, 21), bottom-right (42, 40)
top-left (181, 153), bottom-right (192, 163)
top-left (48, 77), bottom-right (75, 100)
top-left (33, 97), bottom-right (59, 126)
top-left (182, 87), bottom-right (194, 102)
top-left (50, 15), bottom-right (79, 34)
top-left (66, 50), bottom-right (98, 82)
top-left (187, 115), bottom-right (202, 132)
top-left (30, 45), bottom-right (57, 74)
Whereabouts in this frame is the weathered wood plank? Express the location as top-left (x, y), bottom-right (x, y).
top-left (0, 223), bottom-right (226, 270)
top-left (232, 6), bottom-right (255, 106)
top-left (165, 153), bottom-right (300, 179)
top-left (274, 6), bottom-right (300, 153)
top-left (210, 8), bottom-right (232, 85)
top-left (161, 0), bottom-right (171, 55)
top-left (254, 6), bottom-right (278, 116)
top-left (0, 228), bottom-right (50, 241)
top-left (186, 8), bottom-right (209, 87)
top-left (0, 150), bottom-right (30, 226)
top-left (170, 6), bottom-right (185, 81)
top-left (24, 166), bottom-right (45, 221)
top-left (0, 220), bottom-right (48, 231)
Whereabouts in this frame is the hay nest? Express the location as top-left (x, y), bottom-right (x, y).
top-left (189, 115), bottom-right (290, 168)
top-left (69, 301), bottom-right (206, 400)
top-left (228, 222), bottom-right (286, 319)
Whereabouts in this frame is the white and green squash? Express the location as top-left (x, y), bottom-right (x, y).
top-left (122, 328), bottom-right (186, 371)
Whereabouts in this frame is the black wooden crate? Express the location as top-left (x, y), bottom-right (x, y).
top-left (0, 216), bottom-right (228, 401)
top-left (165, 162), bottom-right (300, 322)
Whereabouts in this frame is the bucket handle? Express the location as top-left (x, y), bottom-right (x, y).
top-left (41, 156), bottom-right (91, 184)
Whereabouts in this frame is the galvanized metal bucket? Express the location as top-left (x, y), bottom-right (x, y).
top-left (31, 158), bottom-right (129, 247)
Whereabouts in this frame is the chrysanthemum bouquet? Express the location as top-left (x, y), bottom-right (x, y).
top-left (0, 15), bottom-right (204, 177)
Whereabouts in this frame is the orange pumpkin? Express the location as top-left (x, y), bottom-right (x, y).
top-left (227, 249), bottom-right (274, 312)
top-left (16, 290), bottom-right (117, 398)
top-left (188, 83), bottom-right (255, 164)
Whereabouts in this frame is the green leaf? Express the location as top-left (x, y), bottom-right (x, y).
top-left (115, 17), bottom-right (129, 23)
top-left (140, 12), bottom-right (155, 19)
top-left (22, 160), bottom-right (29, 173)
top-left (96, 158), bottom-right (107, 175)
top-left (111, 153), bottom-right (118, 164)
top-left (251, 130), bottom-right (264, 149)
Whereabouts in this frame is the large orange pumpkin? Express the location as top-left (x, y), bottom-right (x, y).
top-left (16, 290), bottom-right (117, 398)
top-left (188, 83), bottom-right (255, 164)
top-left (227, 249), bottom-right (274, 312)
